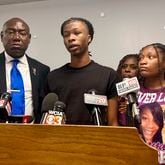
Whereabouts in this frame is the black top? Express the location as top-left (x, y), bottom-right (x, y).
top-left (46, 61), bottom-right (121, 125)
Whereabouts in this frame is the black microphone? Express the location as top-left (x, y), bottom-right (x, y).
top-left (44, 101), bottom-right (66, 125)
top-left (0, 92), bottom-right (11, 122)
top-left (116, 77), bottom-right (141, 126)
top-left (127, 92), bottom-right (141, 125)
top-left (84, 89), bottom-right (107, 126)
top-left (40, 93), bottom-right (59, 124)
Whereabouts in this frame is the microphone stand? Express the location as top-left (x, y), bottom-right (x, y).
top-left (89, 90), bottom-right (103, 126)
top-left (126, 93), bottom-right (141, 128)
top-left (126, 103), bottom-right (134, 126)
top-left (91, 106), bottom-right (102, 126)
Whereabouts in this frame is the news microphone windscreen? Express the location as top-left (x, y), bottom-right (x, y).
top-left (0, 92), bottom-right (12, 118)
top-left (84, 89), bottom-right (108, 106)
top-left (116, 77), bottom-right (140, 97)
top-left (41, 93), bottom-right (58, 113)
top-left (1, 92), bottom-right (11, 100)
top-left (54, 101), bottom-right (66, 111)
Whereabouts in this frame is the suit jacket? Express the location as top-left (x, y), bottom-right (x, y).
top-left (0, 52), bottom-right (50, 123)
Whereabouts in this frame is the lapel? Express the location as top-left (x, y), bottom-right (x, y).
top-left (0, 52), bottom-right (7, 93)
top-left (26, 55), bottom-right (38, 98)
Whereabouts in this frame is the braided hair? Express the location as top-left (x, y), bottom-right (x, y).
top-left (61, 17), bottom-right (94, 42)
top-left (139, 43), bottom-right (165, 84)
top-left (60, 17), bottom-right (94, 56)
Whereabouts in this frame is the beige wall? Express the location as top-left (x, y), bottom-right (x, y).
top-left (0, 0), bottom-right (165, 70)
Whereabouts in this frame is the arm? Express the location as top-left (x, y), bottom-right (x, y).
top-left (107, 96), bottom-right (119, 126)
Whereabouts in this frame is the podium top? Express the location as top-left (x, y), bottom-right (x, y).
top-left (0, 124), bottom-right (158, 165)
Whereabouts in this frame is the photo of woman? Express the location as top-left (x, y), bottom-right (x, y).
top-left (138, 102), bottom-right (164, 144)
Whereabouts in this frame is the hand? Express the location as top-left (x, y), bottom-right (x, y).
top-left (118, 97), bottom-right (128, 113)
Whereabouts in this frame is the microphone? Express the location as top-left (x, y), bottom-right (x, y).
top-left (44, 101), bottom-right (66, 125)
top-left (84, 91), bottom-right (108, 106)
top-left (116, 77), bottom-right (140, 125)
top-left (84, 89), bottom-right (107, 126)
top-left (0, 92), bottom-right (12, 121)
top-left (40, 93), bottom-right (59, 124)
top-left (6, 115), bottom-right (34, 123)
top-left (22, 116), bottom-right (34, 123)
top-left (116, 77), bottom-right (140, 97)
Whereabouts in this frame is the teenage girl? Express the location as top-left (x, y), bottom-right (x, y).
top-left (138, 43), bottom-right (165, 117)
top-left (117, 54), bottom-right (139, 126)
top-left (138, 43), bottom-right (165, 164)
top-left (117, 54), bottom-right (139, 79)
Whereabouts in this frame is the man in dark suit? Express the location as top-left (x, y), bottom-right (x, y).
top-left (0, 17), bottom-right (50, 123)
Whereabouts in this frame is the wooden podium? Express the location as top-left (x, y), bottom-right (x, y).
top-left (0, 124), bottom-right (158, 165)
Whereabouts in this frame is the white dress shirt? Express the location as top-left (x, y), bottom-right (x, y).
top-left (5, 52), bottom-right (34, 117)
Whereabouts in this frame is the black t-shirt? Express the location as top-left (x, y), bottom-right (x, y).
top-left (47, 61), bottom-right (121, 125)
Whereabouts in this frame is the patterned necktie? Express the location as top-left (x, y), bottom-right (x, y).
top-left (10, 59), bottom-right (25, 116)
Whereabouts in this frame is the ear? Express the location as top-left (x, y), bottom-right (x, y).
top-left (162, 56), bottom-right (165, 70)
top-left (88, 35), bottom-right (92, 45)
top-left (28, 33), bottom-right (31, 44)
top-left (0, 31), bottom-right (3, 41)
top-left (29, 33), bottom-right (31, 39)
